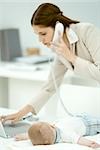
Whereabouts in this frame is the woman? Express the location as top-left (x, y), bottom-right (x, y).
top-left (0, 3), bottom-right (100, 124)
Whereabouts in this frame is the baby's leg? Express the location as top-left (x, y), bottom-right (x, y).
top-left (15, 133), bottom-right (29, 141)
top-left (96, 118), bottom-right (100, 134)
top-left (77, 113), bottom-right (100, 135)
top-left (85, 115), bottom-right (100, 135)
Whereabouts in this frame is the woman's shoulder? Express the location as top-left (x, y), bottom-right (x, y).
top-left (70, 22), bottom-right (94, 29)
top-left (71, 22), bottom-right (95, 31)
top-left (70, 22), bottom-right (95, 36)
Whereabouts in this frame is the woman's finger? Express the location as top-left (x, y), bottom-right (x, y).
top-left (11, 117), bottom-right (20, 124)
top-left (0, 115), bottom-right (7, 122)
top-left (50, 42), bottom-right (60, 47)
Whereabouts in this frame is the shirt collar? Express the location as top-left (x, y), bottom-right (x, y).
top-left (54, 127), bottom-right (62, 143)
top-left (66, 27), bottom-right (78, 44)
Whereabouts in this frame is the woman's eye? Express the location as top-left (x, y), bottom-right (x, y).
top-left (41, 33), bottom-right (46, 36)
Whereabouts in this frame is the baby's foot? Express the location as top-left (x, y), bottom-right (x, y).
top-left (15, 133), bottom-right (29, 141)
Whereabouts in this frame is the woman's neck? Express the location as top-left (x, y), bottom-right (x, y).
top-left (63, 32), bottom-right (70, 49)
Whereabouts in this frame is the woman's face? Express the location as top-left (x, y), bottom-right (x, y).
top-left (33, 25), bottom-right (54, 48)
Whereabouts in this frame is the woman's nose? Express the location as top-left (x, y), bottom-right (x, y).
top-left (39, 37), bottom-right (42, 42)
top-left (39, 36), bottom-right (43, 42)
top-left (39, 37), bottom-right (45, 44)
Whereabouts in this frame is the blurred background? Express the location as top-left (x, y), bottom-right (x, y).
top-left (0, 0), bottom-right (99, 58)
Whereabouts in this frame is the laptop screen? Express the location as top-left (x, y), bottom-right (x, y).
top-left (0, 121), bottom-right (31, 138)
top-left (0, 122), bottom-right (7, 138)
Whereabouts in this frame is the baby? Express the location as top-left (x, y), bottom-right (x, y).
top-left (15, 113), bottom-right (100, 148)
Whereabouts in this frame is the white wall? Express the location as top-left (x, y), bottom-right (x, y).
top-left (0, 0), bottom-right (100, 54)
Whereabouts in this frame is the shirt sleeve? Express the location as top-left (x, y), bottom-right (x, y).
top-left (28, 56), bottom-right (67, 114)
top-left (61, 131), bottom-right (81, 144)
top-left (74, 24), bottom-right (100, 83)
top-left (71, 132), bottom-right (81, 144)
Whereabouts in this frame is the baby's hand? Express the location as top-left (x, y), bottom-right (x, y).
top-left (78, 137), bottom-right (100, 148)
top-left (89, 141), bottom-right (100, 149)
top-left (15, 133), bottom-right (29, 141)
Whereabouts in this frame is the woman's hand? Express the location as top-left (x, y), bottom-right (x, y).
top-left (0, 112), bottom-right (22, 124)
top-left (50, 37), bottom-right (76, 64)
top-left (0, 104), bottom-right (35, 124)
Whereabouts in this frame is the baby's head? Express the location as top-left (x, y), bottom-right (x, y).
top-left (28, 122), bottom-right (56, 145)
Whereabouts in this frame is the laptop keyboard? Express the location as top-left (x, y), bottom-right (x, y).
top-left (3, 121), bottom-right (31, 137)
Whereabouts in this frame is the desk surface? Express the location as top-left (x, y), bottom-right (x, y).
top-left (0, 62), bottom-right (99, 86)
top-left (0, 62), bottom-right (49, 81)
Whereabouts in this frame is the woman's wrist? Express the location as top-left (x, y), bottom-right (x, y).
top-left (28, 104), bottom-right (36, 115)
top-left (18, 104), bottom-right (35, 118)
top-left (69, 53), bottom-right (77, 65)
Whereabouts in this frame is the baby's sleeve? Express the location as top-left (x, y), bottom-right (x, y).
top-left (61, 131), bottom-right (81, 144)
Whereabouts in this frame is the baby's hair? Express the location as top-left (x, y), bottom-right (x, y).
top-left (28, 122), bottom-right (56, 145)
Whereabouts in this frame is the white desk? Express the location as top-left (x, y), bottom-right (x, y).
top-left (0, 62), bottom-right (49, 81)
top-left (0, 62), bottom-right (49, 108)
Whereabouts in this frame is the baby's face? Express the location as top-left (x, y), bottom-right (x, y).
top-left (28, 122), bottom-right (56, 145)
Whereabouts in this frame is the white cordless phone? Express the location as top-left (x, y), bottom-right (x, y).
top-left (52, 21), bottom-right (64, 43)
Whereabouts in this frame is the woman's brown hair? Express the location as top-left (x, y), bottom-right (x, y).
top-left (31, 3), bottom-right (79, 30)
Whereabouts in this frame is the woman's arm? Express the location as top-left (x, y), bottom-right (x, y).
top-left (28, 56), bottom-right (67, 113)
top-left (0, 104), bottom-right (35, 123)
top-left (54, 23), bottom-right (100, 83)
top-left (74, 24), bottom-right (100, 83)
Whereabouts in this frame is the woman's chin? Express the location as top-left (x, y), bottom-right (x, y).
top-left (46, 45), bottom-right (50, 48)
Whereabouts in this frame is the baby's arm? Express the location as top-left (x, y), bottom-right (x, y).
top-left (77, 136), bottom-right (100, 148)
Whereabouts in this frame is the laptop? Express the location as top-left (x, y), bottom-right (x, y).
top-left (0, 121), bottom-right (31, 138)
